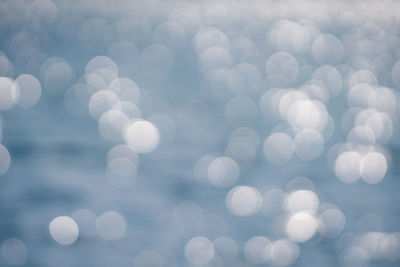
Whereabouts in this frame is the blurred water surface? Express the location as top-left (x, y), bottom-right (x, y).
top-left (1, 0), bottom-right (400, 266)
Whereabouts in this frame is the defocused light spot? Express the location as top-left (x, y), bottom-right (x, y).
top-left (106, 157), bottom-right (137, 187)
top-left (184, 236), bottom-right (215, 265)
top-left (285, 189), bottom-right (319, 214)
top-left (168, 7), bottom-right (202, 34)
top-left (203, 3), bottom-right (230, 28)
top-left (368, 87), bottom-right (396, 115)
top-left (107, 144), bottom-right (139, 165)
top-left (228, 63), bottom-right (261, 95)
top-left (208, 157), bottom-right (239, 188)
top-left (6, 32), bottom-right (36, 66)
top-left (0, 238), bottom-right (27, 266)
top-left (124, 120), bottom-right (160, 153)
top-left (285, 176), bottom-right (316, 192)
top-left (85, 56), bottom-right (118, 76)
top-left (226, 127), bottom-right (260, 163)
top-left (263, 132), bottom-right (294, 165)
top-left (266, 51), bottom-right (299, 86)
top-left (270, 20), bottom-right (310, 55)
top-left (347, 125), bottom-right (375, 145)
top-left (232, 128), bottom-right (260, 146)
top-left (199, 46), bottom-right (233, 73)
top-left (85, 73), bottom-right (108, 92)
top-left (98, 109), bottom-right (129, 143)
top-left (279, 90), bottom-right (309, 120)
top-left (0, 77), bottom-right (14, 110)
top-left (86, 68), bottom-right (117, 91)
top-left (108, 78), bottom-right (140, 104)
top-left (194, 155), bottom-right (216, 184)
top-left (64, 83), bottom-right (92, 115)
top-left (349, 69), bottom-right (377, 87)
top-left (0, 54), bottom-right (14, 77)
top-left (364, 111), bottom-right (393, 144)
top-left (49, 216), bottom-right (79, 245)
top-left (153, 22), bottom-right (187, 52)
top-left (231, 36), bottom-right (257, 63)
top-left (148, 113), bottom-right (176, 146)
top-left (115, 15), bottom-right (152, 45)
top-left (0, 144), bottom-right (11, 175)
top-left (43, 61), bottom-right (75, 94)
top-left (287, 99), bottom-right (328, 130)
top-left (300, 83), bottom-right (329, 104)
top-left (225, 135), bottom-right (257, 163)
top-left (259, 88), bottom-right (287, 121)
top-left (226, 186), bottom-right (261, 216)
top-left (89, 90), bottom-right (120, 120)
top-left (348, 83), bottom-right (373, 108)
top-left (335, 151), bottom-right (362, 183)
top-left (341, 108), bottom-right (360, 134)
top-left (270, 239), bottom-right (299, 266)
top-left (208, 68), bottom-right (232, 101)
top-left (194, 27), bottom-right (229, 53)
top-left (341, 247), bottom-right (370, 267)
top-left (96, 211), bottom-right (127, 240)
top-left (312, 65), bottom-right (343, 97)
top-left (286, 212), bottom-right (318, 242)
top-left (112, 101), bottom-right (141, 120)
top-left (294, 129), bottom-right (324, 161)
top-left (360, 152), bottom-right (387, 184)
top-left (244, 236), bottom-right (271, 264)
top-left (318, 208), bottom-right (346, 238)
top-left (311, 34), bottom-right (343, 65)
top-left (11, 74), bottom-right (41, 108)
top-left (386, 233), bottom-right (400, 260)
top-left (356, 232), bottom-right (395, 260)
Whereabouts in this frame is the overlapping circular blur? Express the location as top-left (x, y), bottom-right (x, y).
top-left (0, 1), bottom-right (399, 267)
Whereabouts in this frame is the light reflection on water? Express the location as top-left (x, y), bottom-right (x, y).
top-left (0, 0), bottom-right (400, 266)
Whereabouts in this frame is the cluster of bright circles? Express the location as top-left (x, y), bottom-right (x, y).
top-left (1, 0), bottom-right (400, 266)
